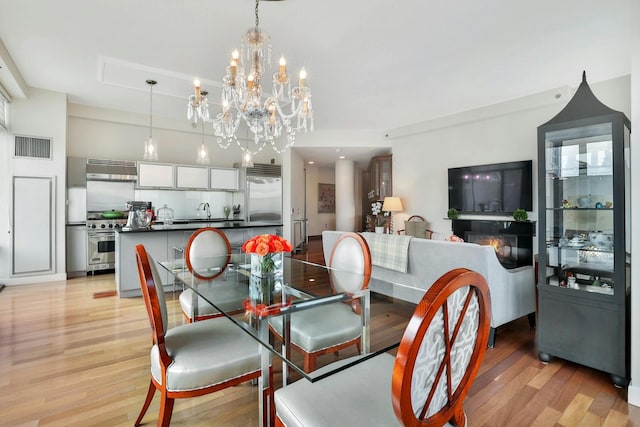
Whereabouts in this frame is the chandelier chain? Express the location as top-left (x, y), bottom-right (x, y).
top-left (255, 0), bottom-right (259, 28)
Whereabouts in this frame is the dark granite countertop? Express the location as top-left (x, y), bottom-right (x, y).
top-left (116, 221), bottom-right (282, 233)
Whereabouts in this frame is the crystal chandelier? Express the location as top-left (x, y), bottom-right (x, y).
top-left (187, 0), bottom-right (313, 154)
top-left (143, 79), bottom-right (158, 161)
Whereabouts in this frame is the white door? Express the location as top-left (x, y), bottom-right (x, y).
top-left (12, 176), bottom-right (55, 275)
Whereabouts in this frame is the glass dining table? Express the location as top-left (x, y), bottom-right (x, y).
top-left (159, 254), bottom-right (415, 426)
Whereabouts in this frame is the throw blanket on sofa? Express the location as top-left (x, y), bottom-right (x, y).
top-left (361, 232), bottom-right (412, 273)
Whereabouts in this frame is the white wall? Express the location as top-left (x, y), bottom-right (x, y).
top-left (0, 88), bottom-right (67, 284)
top-left (389, 76), bottom-right (631, 247)
top-left (305, 165), bottom-right (336, 236)
top-left (67, 104), bottom-right (283, 166)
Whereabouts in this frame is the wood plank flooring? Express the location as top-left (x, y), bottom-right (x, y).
top-left (0, 237), bottom-right (638, 426)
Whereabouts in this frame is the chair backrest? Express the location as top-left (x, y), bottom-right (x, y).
top-left (185, 227), bottom-right (231, 280)
top-left (404, 215), bottom-right (433, 239)
top-left (391, 268), bottom-right (491, 426)
top-left (328, 232), bottom-right (372, 294)
top-left (136, 244), bottom-right (169, 344)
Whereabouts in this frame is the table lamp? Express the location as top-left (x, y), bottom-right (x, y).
top-left (382, 197), bottom-right (403, 233)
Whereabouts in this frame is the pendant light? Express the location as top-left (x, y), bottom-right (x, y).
top-left (143, 79), bottom-right (159, 161)
top-left (196, 114), bottom-right (210, 165)
top-left (241, 147), bottom-right (254, 168)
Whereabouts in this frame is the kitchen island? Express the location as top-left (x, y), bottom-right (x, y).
top-left (115, 221), bottom-right (282, 297)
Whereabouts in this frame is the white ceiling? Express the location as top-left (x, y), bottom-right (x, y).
top-left (0, 0), bottom-right (633, 166)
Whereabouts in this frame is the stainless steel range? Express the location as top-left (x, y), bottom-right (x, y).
top-left (86, 216), bottom-right (127, 273)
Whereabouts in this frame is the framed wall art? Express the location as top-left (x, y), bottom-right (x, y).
top-left (317, 183), bottom-right (335, 213)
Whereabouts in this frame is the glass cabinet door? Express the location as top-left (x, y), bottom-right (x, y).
top-left (543, 122), bottom-right (614, 295)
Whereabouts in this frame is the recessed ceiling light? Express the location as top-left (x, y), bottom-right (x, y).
top-left (308, 161), bottom-right (315, 164)
top-left (339, 155), bottom-right (345, 159)
top-left (335, 148), bottom-right (341, 152)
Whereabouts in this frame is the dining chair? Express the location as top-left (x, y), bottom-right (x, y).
top-left (274, 268), bottom-right (491, 427)
top-left (134, 244), bottom-right (265, 427)
top-left (178, 227), bottom-right (248, 322)
top-left (269, 232), bottom-right (372, 372)
top-left (397, 214), bottom-right (434, 239)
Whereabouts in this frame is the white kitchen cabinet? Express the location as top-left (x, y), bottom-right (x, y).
top-left (176, 165), bottom-right (208, 189)
top-left (116, 231), bottom-right (169, 297)
top-left (210, 167), bottom-right (239, 191)
top-left (138, 162), bottom-right (175, 188)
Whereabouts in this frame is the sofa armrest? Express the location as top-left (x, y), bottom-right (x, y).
top-left (486, 265), bottom-right (536, 328)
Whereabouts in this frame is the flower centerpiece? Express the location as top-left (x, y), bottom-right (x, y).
top-left (242, 234), bottom-right (292, 306)
top-left (371, 201), bottom-right (388, 233)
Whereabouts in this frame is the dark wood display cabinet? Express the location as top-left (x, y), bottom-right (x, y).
top-left (536, 72), bottom-right (631, 387)
top-left (362, 154), bottom-right (392, 231)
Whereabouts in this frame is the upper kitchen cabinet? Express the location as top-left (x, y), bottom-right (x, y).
top-left (367, 154), bottom-right (392, 200)
top-left (137, 162), bottom-right (175, 188)
top-left (210, 167), bottom-right (239, 191)
top-left (536, 72), bottom-right (631, 387)
top-left (176, 165), bottom-right (208, 189)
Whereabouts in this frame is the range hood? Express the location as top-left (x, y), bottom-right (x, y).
top-left (86, 158), bottom-right (137, 182)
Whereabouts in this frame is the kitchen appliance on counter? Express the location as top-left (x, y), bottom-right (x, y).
top-left (246, 164), bottom-right (282, 223)
top-left (123, 201), bottom-right (153, 231)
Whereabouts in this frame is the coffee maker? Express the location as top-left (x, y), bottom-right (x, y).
top-left (124, 201), bottom-right (153, 230)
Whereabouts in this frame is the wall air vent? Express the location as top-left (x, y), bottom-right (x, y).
top-left (245, 163), bottom-right (282, 177)
top-left (14, 135), bottom-right (52, 159)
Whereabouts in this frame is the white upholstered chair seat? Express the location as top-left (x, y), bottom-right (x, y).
top-left (178, 278), bottom-right (249, 318)
top-left (269, 303), bottom-right (361, 353)
top-left (150, 316), bottom-right (261, 392)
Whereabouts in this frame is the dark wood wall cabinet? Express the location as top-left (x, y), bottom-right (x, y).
top-left (536, 72), bottom-right (631, 387)
top-left (362, 154), bottom-right (392, 231)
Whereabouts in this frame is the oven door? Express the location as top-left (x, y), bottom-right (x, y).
top-left (87, 231), bottom-right (116, 271)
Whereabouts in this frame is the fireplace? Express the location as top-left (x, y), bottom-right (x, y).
top-left (451, 219), bottom-right (535, 269)
top-left (467, 232), bottom-right (519, 269)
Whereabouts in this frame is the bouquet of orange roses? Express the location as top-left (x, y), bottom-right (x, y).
top-left (242, 234), bottom-right (292, 273)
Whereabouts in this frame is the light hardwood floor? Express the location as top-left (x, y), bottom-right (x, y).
top-left (0, 238), bottom-right (638, 426)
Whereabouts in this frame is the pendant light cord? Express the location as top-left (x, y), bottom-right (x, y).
top-left (255, 0), bottom-right (259, 28)
top-left (149, 84), bottom-right (153, 140)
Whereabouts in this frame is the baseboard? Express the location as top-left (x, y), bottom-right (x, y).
top-left (628, 384), bottom-right (640, 407)
top-left (4, 273), bottom-right (67, 286)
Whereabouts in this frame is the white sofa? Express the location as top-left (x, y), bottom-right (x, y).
top-left (322, 230), bottom-right (536, 347)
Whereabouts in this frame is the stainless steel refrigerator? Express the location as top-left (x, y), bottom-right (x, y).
top-left (246, 168), bottom-right (282, 223)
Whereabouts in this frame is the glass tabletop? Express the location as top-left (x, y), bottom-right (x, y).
top-left (159, 254), bottom-right (415, 383)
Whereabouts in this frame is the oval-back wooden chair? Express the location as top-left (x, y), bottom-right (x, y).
top-left (397, 215), bottom-right (434, 239)
top-left (179, 227), bottom-right (248, 322)
top-left (269, 232), bottom-right (372, 372)
top-left (273, 268), bottom-right (491, 426)
top-left (134, 244), bottom-right (264, 427)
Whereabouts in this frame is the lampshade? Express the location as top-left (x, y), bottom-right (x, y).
top-left (382, 197), bottom-right (403, 212)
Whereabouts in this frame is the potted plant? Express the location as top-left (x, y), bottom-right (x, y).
top-left (513, 209), bottom-right (528, 222)
top-left (371, 201), bottom-right (388, 233)
top-left (447, 208), bottom-right (459, 220)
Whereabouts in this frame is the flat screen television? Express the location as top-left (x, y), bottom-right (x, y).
top-left (448, 160), bottom-right (533, 214)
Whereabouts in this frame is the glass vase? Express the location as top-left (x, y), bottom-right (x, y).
top-left (250, 252), bottom-right (284, 306)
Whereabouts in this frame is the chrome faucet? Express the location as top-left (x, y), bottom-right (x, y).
top-left (201, 202), bottom-right (211, 219)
